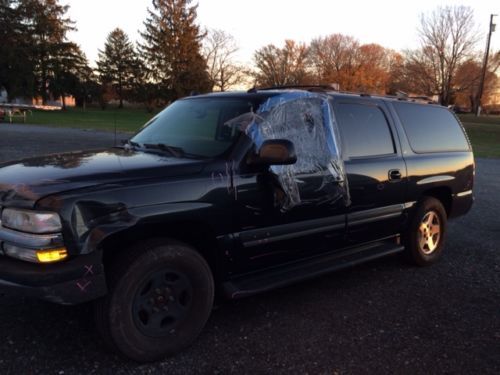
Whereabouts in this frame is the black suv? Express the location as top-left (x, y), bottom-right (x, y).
top-left (0, 88), bottom-right (474, 361)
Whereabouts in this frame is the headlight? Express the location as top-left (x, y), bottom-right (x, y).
top-left (1, 208), bottom-right (62, 234)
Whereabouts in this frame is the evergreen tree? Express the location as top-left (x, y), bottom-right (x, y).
top-left (0, 0), bottom-right (34, 100)
top-left (96, 28), bottom-right (138, 108)
top-left (128, 53), bottom-right (158, 112)
top-left (1, 0), bottom-right (90, 105)
top-left (19, 0), bottom-right (75, 104)
top-left (50, 43), bottom-right (91, 109)
top-left (140, 0), bottom-right (211, 100)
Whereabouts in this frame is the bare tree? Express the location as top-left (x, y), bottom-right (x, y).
top-left (253, 40), bottom-right (311, 87)
top-left (203, 29), bottom-right (245, 91)
top-left (407, 6), bottom-right (478, 105)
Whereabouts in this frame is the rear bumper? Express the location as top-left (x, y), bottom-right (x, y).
top-left (0, 250), bottom-right (107, 305)
top-left (450, 190), bottom-right (474, 218)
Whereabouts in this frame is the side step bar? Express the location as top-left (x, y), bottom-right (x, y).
top-left (222, 241), bottom-right (405, 299)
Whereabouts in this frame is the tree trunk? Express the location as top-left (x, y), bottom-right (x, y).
top-left (469, 95), bottom-right (477, 113)
top-left (118, 76), bottom-right (123, 109)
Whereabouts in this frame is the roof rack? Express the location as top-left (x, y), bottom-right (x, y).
top-left (255, 84), bottom-right (339, 93)
top-left (408, 95), bottom-right (436, 103)
top-left (248, 86), bottom-right (438, 105)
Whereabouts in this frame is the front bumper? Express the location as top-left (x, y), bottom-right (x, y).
top-left (0, 219), bottom-right (106, 304)
top-left (0, 248), bottom-right (107, 305)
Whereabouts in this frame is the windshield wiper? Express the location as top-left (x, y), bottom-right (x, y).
top-left (143, 143), bottom-right (185, 158)
top-left (143, 143), bottom-right (205, 159)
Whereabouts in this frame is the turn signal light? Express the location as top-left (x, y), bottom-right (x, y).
top-left (36, 248), bottom-right (68, 263)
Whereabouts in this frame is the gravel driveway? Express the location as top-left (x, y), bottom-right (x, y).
top-left (0, 124), bottom-right (498, 374)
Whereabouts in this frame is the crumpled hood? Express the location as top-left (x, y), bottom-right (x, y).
top-left (0, 148), bottom-right (206, 208)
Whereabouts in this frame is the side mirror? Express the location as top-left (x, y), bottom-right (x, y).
top-left (250, 139), bottom-right (297, 166)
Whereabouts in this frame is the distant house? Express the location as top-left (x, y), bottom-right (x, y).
top-left (1, 91), bottom-right (75, 108)
top-left (31, 95), bottom-right (76, 108)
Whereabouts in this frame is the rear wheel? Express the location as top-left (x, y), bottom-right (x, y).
top-left (94, 239), bottom-right (214, 362)
top-left (404, 197), bottom-right (447, 266)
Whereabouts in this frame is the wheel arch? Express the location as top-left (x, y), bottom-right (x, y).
top-left (99, 220), bottom-right (220, 280)
top-left (421, 186), bottom-right (452, 217)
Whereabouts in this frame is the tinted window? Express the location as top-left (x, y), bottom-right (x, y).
top-left (393, 102), bottom-right (469, 153)
top-left (335, 103), bottom-right (395, 158)
top-left (132, 98), bottom-right (259, 157)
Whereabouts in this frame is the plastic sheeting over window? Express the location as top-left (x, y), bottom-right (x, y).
top-left (228, 91), bottom-right (350, 211)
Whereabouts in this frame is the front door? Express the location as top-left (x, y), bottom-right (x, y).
top-left (227, 96), bottom-right (349, 275)
top-left (230, 157), bottom-right (347, 275)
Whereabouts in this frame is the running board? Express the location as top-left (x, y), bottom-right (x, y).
top-left (222, 241), bottom-right (405, 299)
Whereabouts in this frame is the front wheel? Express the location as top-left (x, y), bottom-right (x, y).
top-left (404, 197), bottom-right (447, 266)
top-left (94, 239), bottom-right (214, 362)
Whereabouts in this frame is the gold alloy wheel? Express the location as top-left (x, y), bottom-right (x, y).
top-left (418, 211), bottom-right (441, 255)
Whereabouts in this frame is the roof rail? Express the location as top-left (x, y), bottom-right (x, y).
top-left (408, 95), bottom-right (436, 103)
top-left (256, 84), bottom-right (339, 92)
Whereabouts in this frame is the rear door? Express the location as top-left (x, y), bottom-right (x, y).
top-left (333, 98), bottom-right (408, 244)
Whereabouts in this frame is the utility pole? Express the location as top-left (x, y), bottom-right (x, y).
top-left (476, 14), bottom-right (497, 117)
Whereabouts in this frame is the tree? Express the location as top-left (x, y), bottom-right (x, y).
top-left (354, 44), bottom-right (390, 93)
top-left (309, 34), bottom-right (361, 90)
top-left (97, 28), bottom-right (138, 108)
top-left (50, 44), bottom-right (91, 109)
top-left (19, 0), bottom-right (76, 104)
top-left (253, 40), bottom-right (311, 87)
top-left (309, 34), bottom-right (395, 93)
top-left (0, 0), bottom-right (35, 100)
top-left (454, 53), bottom-right (500, 110)
top-left (72, 62), bottom-right (99, 109)
top-left (203, 29), bottom-right (245, 91)
top-left (385, 52), bottom-right (407, 95)
top-left (128, 53), bottom-right (159, 112)
top-left (0, 0), bottom-right (90, 105)
top-left (407, 6), bottom-right (478, 105)
top-left (139, 0), bottom-right (211, 100)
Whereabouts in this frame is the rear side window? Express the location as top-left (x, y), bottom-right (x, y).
top-left (335, 103), bottom-right (395, 158)
top-left (393, 102), bottom-right (469, 153)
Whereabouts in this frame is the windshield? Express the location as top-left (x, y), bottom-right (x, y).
top-left (131, 98), bottom-right (261, 158)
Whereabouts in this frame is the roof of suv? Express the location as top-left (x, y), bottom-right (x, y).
top-left (190, 86), bottom-right (438, 106)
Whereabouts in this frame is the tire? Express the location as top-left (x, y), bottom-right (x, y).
top-left (93, 239), bottom-right (214, 362)
top-left (404, 197), bottom-right (447, 266)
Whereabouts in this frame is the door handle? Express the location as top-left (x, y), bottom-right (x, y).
top-left (388, 169), bottom-right (402, 181)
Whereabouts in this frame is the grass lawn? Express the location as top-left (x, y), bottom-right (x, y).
top-left (458, 114), bottom-right (500, 158)
top-left (23, 107), bottom-right (157, 133)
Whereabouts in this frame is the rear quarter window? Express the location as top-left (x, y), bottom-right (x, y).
top-left (393, 102), bottom-right (470, 153)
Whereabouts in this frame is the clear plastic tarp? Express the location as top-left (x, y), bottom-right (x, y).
top-left (228, 91), bottom-right (350, 211)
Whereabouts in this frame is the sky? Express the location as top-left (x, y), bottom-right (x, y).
top-left (64, 0), bottom-right (500, 67)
